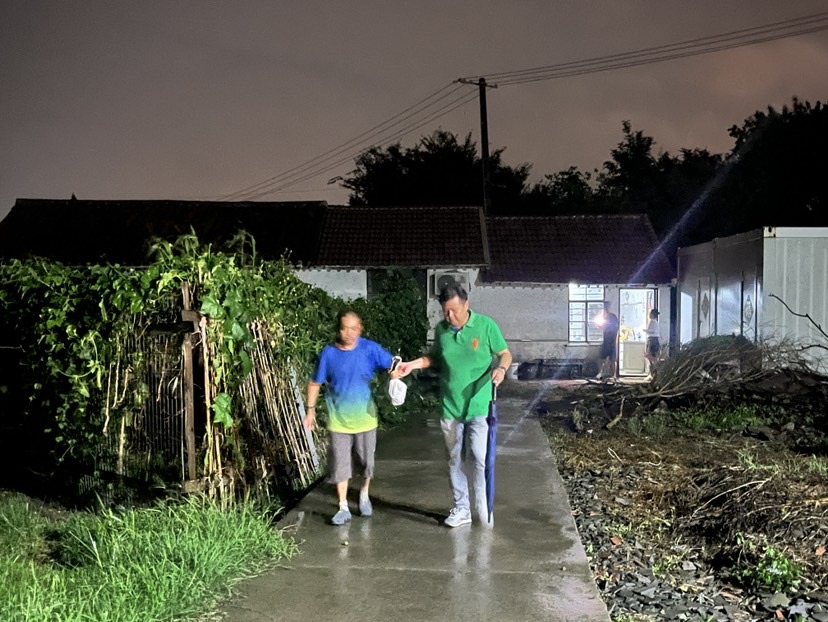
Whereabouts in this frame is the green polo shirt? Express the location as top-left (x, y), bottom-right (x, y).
top-left (430, 310), bottom-right (508, 421)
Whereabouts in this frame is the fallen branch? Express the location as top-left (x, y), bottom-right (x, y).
top-left (606, 396), bottom-right (626, 429)
top-left (692, 478), bottom-right (771, 517)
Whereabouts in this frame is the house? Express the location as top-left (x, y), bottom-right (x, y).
top-left (0, 198), bottom-right (327, 265)
top-left (294, 205), bottom-right (488, 302)
top-left (1, 199), bottom-right (675, 376)
top-left (298, 209), bottom-right (674, 378)
top-left (676, 226), bottom-right (828, 371)
top-left (474, 215), bottom-right (674, 377)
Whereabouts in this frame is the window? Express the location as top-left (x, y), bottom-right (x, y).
top-left (569, 284), bottom-right (605, 342)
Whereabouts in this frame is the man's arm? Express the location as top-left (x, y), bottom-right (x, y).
top-left (397, 355), bottom-right (431, 378)
top-left (491, 348), bottom-right (512, 386)
top-left (304, 382), bottom-right (321, 430)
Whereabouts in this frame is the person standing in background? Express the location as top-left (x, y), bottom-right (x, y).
top-left (597, 301), bottom-right (620, 381)
top-left (645, 308), bottom-right (660, 381)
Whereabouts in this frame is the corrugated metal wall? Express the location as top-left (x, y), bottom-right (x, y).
top-left (763, 232), bottom-right (828, 358)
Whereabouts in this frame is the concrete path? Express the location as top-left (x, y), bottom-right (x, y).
top-left (218, 383), bottom-right (610, 622)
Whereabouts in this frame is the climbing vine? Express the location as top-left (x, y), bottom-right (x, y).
top-left (0, 233), bottom-right (427, 500)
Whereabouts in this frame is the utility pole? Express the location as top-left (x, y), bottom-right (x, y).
top-left (458, 77), bottom-right (496, 215)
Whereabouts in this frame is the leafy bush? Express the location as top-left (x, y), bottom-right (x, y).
top-left (0, 239), bottom-right (429, 499)
top-left (351, 268), bottom-right (429, 361)
top-left (734, 533), bottom-right (801, 593)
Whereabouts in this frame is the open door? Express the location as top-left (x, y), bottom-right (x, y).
top-left (618, 288), bottom-right (657, 376)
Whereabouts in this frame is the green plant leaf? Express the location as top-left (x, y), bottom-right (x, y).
top-left (212, 392), bottom-right (234, 428)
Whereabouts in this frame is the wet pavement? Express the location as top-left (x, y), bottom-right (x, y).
top-left (218, 382), bottom-right (610, 622)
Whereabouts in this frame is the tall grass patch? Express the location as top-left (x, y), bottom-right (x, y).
top-left (0, 492), bottom-right (297, 622)
top-left (679, 404), bottom-right (786, 433)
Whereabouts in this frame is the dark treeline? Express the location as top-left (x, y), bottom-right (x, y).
top-left (341, 98), bottom-right (828, 257)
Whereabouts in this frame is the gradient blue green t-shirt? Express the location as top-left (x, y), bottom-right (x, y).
top-left (312, 338), bottom-right (393, 433)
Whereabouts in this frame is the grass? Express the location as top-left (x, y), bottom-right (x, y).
top-left (0, 490), bottom-right (297, 622)
top-left (679, 404), bottom-right (785, 433)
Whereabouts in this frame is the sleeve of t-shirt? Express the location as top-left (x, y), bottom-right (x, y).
top-left (487, 319), bottom-right (508, 354)
top-left (311, 347), bottom-right (330, 385)
top-left (373, 341), bottom-right (393, 371)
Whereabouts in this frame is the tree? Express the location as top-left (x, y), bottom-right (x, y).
top-left (591, 122), bottom-right (724, 255)
top-left (341, 130), bottom-right (531, 213)
top-left (596, 120), bottom-right (659, 213)
top-left (524, 167), bottom-right (597, 215)
top-left (705, 98), bottom-right (828, 238)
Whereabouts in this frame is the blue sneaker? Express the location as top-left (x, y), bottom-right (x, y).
top-left (359, 497), bottom-right (373, 517)
top-left (331, 508), bottom-right (351, 525)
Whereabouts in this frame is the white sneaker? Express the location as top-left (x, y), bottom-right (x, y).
top-left (444, 507), bottom-right (472, 528)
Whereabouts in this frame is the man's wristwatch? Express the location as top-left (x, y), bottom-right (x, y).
top-left (307, 405), bottom-right (316, 410)
top-left (496, 366), bottom-right (507, 373)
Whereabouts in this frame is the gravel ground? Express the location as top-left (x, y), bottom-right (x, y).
top-left (526, 380), bottom-right (828, 622)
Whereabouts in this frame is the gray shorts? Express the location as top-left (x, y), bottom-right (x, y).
top-left (328, 429), bottom-right (377, 484)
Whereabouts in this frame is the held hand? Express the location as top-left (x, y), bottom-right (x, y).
top-left (396, 362), bottom-right (415, 378)
top-left (491, 366), bottom-right (506, 386)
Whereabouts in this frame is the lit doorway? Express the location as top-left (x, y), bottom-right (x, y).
top-left (617, 288), bottom-right (657, 376)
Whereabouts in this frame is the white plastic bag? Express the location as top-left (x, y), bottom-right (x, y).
top-left (388, 378), bottom-right (407, 406)
top-left (388, 356), bottom-right (407, 406)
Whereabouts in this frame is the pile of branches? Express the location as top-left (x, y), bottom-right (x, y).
top-left (584, 336), bottom-right (828, 428)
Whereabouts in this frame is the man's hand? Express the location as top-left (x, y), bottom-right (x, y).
top-left (303, 412), bottom-right (317, 431)
top-left (491, 366), bottom-right (507, 386)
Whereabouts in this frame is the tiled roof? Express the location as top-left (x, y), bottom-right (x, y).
top-left (485, 215), bottom-right (674, 284)
top-left (314, 206), bottom-right (488, 268)
top-left (0, 199), bottom-right (327, 265)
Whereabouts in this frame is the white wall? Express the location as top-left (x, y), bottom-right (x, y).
top-left (294, 268), bottom-right (367, 300)
top-left (762, 233), bottom-right (828, 370)
top-left (677, 228), bottom-right (828, 371)
top-left (444, 278), bottom-right (671, 366)
top-left (298, 266), bottom-right (673, 370)
top-left (473, 283), bottom-right (577, 361)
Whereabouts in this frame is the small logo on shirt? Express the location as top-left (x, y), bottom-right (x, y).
top-left (472, 337), bottom-right (479, 351)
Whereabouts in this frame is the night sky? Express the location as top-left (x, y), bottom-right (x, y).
top-left (1, 1), bottom-right (826, 222)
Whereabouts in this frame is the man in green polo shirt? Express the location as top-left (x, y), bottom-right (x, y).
top-left (398, 283), bottom-right (511, 527)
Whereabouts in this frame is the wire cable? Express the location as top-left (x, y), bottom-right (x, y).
top-left (219, 83), bottom-right (465, 200)
top-left (224, 11), bottom-right (828, 200)
top-left (469, 12), bottom-right (828, 85)
top-left (236, 90), bottom-right (479, 201)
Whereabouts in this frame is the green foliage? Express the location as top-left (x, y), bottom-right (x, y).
top-left (351, 269), bottom-right (429, 361)
top-left (679, 404), bottom-right (785, 433)
top-left (0, 235), bottom-right (429, 488)
top-left (0, 490), bottom-right (296, 621)
top-left (624, 413), bottom-right (671, 440)
top-left (0, 233), bottom-right (339, 470)
top-left (341, 129), bottom-right (531, 213)
top-left (734, 533), bottom-right (801, 593)
top-left (807, 455), bottom-right (828, 475)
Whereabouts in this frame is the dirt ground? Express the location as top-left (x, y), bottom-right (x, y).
top-left (522, 378), bottom-right (828, 620)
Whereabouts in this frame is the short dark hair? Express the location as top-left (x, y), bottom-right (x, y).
top-left (438, 283), bottom-right (468, 304)
top-left (336, 308), bottom-right (361, 328)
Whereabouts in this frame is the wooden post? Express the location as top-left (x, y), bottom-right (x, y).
top-left (182, 332), bottom-right (196, 481)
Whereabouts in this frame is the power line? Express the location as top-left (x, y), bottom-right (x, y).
top-left (223, 11), bottom-right (828, 201)
top-left (470, 11), bottom-right (828, 85)
top-left (235, 89), bottom-right (479, 201)
top-left (219, 83), bottom-right (467, 200)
